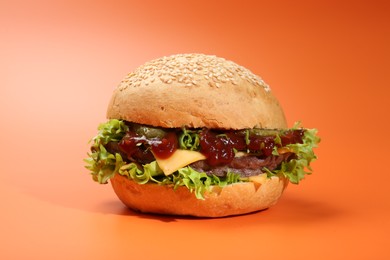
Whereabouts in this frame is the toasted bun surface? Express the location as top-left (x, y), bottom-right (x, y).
top-left (110, 173), bottom-right (288, 217)
top-left (107, 53), bottom-right (287, 129)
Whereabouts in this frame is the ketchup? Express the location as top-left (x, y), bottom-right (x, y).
top-left (151, 132), bottom-right (178, 159)
top-left (199, 129), bottom-right (305, 166)
top-left (118, 132), bottom-right (144, 158)
top-left (117, 125), bottom-right (305, 166)
top-left (199, 130), bottom-right (236, 166)
top-left (118, 131), bottom-right (178, 162)
top-left (247, 136), bottom-right (275, 156)
top-left (280, 129), bottom-right (305, 146)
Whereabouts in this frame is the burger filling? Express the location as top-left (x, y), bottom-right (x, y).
top-left (85, 119), bottom-right (319, 199)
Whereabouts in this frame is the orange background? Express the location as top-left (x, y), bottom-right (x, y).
top-left (1, 0), bottom-right (389, 259)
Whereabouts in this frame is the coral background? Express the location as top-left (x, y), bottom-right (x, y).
top-left (1, 0), bottom-right (389, 259)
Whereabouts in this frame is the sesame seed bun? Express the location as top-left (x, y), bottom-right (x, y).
top-left (110, 173), bottom-right (288, 217)
top-left (106, 53), bottom-right (289, 217)
top-left (107, 53), bottom-right (287, 129)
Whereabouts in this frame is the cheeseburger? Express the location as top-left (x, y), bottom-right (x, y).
top-left (85, 53), bottom-right (320, 217)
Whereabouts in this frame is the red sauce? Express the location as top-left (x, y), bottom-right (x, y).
top-left (199, 130), bottom-right (236, 166)
top-left (150, 132), bottom-right (178, 159)
top-left (247, 136), bottom-right (275, 156)
top-left (226, 132), bottom-right (247, 150)
top-left (117, 127), bottom-right (305, 166)
top-left (118, 132), bottom-right (143, 158)
top-left (280, 129), bottom-right (305, 146)
top-left (118, 131), bottom-right (178, 161)
top-left (199, 129), bottom-right (305, 166)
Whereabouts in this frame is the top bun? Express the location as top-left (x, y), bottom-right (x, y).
top-left (107, 53), bottom-right (287, 129)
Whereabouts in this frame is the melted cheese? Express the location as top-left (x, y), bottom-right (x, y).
top-left (249, 174), bottom-right (267, 184)
top-left (249, 174), bottom-right (268, 190)
top-left (155, 150), bottom-right (206, 176)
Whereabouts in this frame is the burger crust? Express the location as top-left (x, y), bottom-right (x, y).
top-left (110, 173), bottom-right (288, 217)
top-left (107, 53), bottom-right (287, 129)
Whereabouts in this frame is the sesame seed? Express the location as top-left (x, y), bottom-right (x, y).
top-left (119, 53), bottom-right (271, 91)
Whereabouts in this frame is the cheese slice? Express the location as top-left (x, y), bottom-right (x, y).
top-left (154, 149), bottom-right (206, 176)
top-left (249, 174), bottom-right (268, 191)
top-left (249, 174), bottom-right (267, 184)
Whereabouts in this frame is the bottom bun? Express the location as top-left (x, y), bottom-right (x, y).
top-left (110, 173), bottom-right (288, 217)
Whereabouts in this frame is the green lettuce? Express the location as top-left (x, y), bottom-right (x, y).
top-left (112, 161), bottom-right (245, 199)
top-left (118, 161), bottom-right (163, 184)
top-left (266, 124), bottom-right (320, 184)
top-left (84, 119), bottom-right (128, 184)
top-left (179, 128), bottom-right (201, 150)
top-left (85, 119), bottom-right (320, 199)
top-left (116, 161), bottom-right (242, 200)
top-left (163, 168), bottom-right (241, 199)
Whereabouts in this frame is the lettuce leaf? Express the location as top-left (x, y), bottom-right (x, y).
top-left (171, 168), bottom-right (241, 199)
top-left (116, 161), bottom-right (242, 199)
top-left (118, 161), bottom-right (163, 184)
top-left (84, 119), bottom-right (128, 183)
top-left (179, 128), bottom-right (201, 150)
top-left (92, 119), bottom-right (128, 146)
top-left (267, 125), bottom-right (320, 184)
